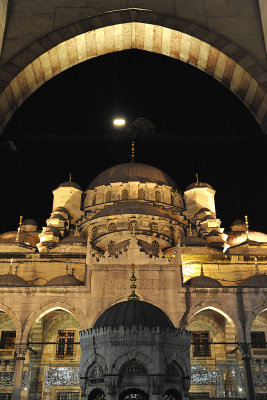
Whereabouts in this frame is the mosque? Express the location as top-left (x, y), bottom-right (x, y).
top-left (0, 156), bottom-right (266, 400)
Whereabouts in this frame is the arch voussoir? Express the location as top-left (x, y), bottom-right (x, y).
top-left (0, 9), bottom-right (266, 133)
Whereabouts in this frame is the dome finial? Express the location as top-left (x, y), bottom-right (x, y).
top-left (69, 172), bottom-right (72, 183)
top-left (8, 258), bottom-right (13, 274)
top-left (128, 263), bottom-right (140, 301)
top-left (200, 263), bottom-right (204, 276)
top-left (254, 257), bottom-right (259, 275)
top-left (16, 216), bottom-right (23, 242)
top-left (245, 215), bottom-right (249, 239)
top-left (131, 141), bottom-right (135, 162)
top-left (196, 173), bottom-right (199, 183)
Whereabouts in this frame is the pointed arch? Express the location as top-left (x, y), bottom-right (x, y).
top-left (21, 300), bottom-right (88, 343)
top-left (0, 303), bottom-right (22, 342)
top-left (0, 9), bottom-right (266, 133)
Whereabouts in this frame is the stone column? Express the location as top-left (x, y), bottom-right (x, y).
top-left (239, 343), bottom-right (255, 400)
top-left (11, 344), bottom-right (27, 400)
top-left (182, 376), bottom-right (191, 400)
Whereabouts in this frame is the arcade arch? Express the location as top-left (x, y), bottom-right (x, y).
top-left (185, 307), bottom-right (242, 398)
top-left (0, 10), bottom-right (267, 133)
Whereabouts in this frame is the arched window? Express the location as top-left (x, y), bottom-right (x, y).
top-left (171, 194), bottom-right (175, 205)
top-left (92, 193), bottom-right (96, 205)
top-left (150, 222), bottom-right (158, 232)
top-left (170, 226), bottom-right (175, 240)
top-left (108, 223), bottom-right (116, 232)
top-left (91, 227), bottom-right (97, 240)
top-left (122, 359), bottom-right (147, 376)
top-left (152, 240), bottom-right (159, 251)
top-left (166, 362), bottom-right (180, 377)
top-left (105, 191), bottom-right (112, 202)
top-left (138, 188), bottom-right (145, 200)
top-left (119, 389), bottom-right (148, 400)
top-left (155, 190), bottom-right (161, 202)
top-left (122, 189), bottom-right (129, 200)
top-left (108, 240), bottom-right (115, 251)
top-left (163, 389), bottom-right (181, 400)
top-left (129, 220), bottom-right (138, 232)
top-left (88, 389), bottom-right (106, 400)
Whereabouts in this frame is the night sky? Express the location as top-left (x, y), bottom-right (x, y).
top-left (0, 49), bottom-right (266, 234)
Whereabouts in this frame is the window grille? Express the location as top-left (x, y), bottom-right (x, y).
top-left (0, 331), bottom-right (16, 349)
top-left (91, 227), bottom-right (97, 240)
top-left (138, 189), bottom-right (145, 200)
top-left (122, 189), bottom-right (129, 200)
top-left (56, 330), bottom-right (75, 358)
top-left (57, 393), bottom-right (79, 400)
top-left (129, 220), bottom-right (138, 231)
top-left (150, 222), bottom-right (158, 232)
top-left (108, 241), bottom-right (115, 251)
top-left (152, 241), bottom-right (159, 251)
top-left (0, 395), bottom-right (11, 400)
top-left (92, 194), bottom-right (96, 205)
top-left (155, 191), bottom-right (161, 202)
top-left (189, 393), bottom-right (210, 399)
top-left (89, 364), bottom-right (104, 378)
top-left (192, 331), bottom-right (211, 357)
top-left (108, 223), bottom-right (116, 232)
top-left (166, 362), bottom-right (179, 377)
top-left (251, 331), bottom-right (266, 348)
top-left (106, 191), bottom-right (112, 202)
top-left (123, 360), bottom-right (147, 376)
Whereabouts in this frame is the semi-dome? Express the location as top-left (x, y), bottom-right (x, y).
top-left (0, 274), bottom-right (29, 287)
top-left (93, 300), bottom-right (174, 329)
top-left (45, 274), bottom-right (82, 286)
top-left (90, 201), bottom-right (173, 221)
top-left (88, 162), bottom-right (178, 189)
top-left (184, 275), bottom-right (223, 288)
top-left (239, 274), bottom-right (267, 287)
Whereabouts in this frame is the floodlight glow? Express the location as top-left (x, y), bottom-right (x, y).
top-left (113, 118), bottom-right (126, 127)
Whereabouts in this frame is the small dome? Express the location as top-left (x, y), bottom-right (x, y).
top-left (184, 275), bottom-right (223, 288)
top-left (231, 219), bottom-right (245, 227)
top-left (88, 162), bottom-right (178, 190)
top-left (50, 214), bottom-right (67, 221)
top-left (0, 274), bottom-right (29, 287)
top-left (227, 231), bottom-right (267, 247)
top-left (93, 300), bottom-right (174, 329)
top-left (56, 182), bottom-right (81, 190)
top-left (45, 274), bottom-right (82, 286)
top-left (239, 274), bottom-right (267, 287)
top-left (90, 201), bottom-right (173, 221)
top-left (185, 182), bottom-right (212, 191)
top-left (22, 219), bottom-right (38, 226)
top-left (54, 207), bottom-right (70, 215)
top-left (0, 231), bottom-right (38, 247)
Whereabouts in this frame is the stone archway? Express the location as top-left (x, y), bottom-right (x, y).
top-left (21, 300), bottom-right (88, 344)
top-left (0, 9), bottom-right (266, 133)
top-left (245, 301), bottom-right (267, 342)
top-left (179, 300), bottom-right (242, 338)
top-left (0, 303), bottom-right (22, 342)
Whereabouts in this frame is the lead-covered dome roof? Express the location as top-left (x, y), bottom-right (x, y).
top-left (239, 274), bottom-right (267, 287)
top-left (184, 275), bottom-right (223, 288)
top-left (0, 274), bottom-right (29, 287)
top-left (90, 201), bottom-right (173, 221)
top-left (88, 162), bottom-right (178, 189)
top-left (45, 274), bottom-right (82, 286)
top-left (93, 300), bottom-right (174, 329)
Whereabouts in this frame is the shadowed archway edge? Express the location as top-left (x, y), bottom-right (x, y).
top-left (0, 8), bottom-right (267, 132)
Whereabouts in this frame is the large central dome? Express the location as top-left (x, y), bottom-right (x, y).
top-left (88, 162), bottom-right (178, 189)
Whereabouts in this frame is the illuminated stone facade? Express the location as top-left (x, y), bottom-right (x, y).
top-left (0, 161), bottom-right (266, 400)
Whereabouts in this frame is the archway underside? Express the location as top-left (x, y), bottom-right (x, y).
top-left (0, 10), bottom-right (267, 132)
